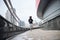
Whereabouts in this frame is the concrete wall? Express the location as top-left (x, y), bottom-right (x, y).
top-left (43, 0), bottom-right (60, 22)
top-left (42, 16), bottom-right (60, 30)
top-left (40, 0), bottom-right (60, 30)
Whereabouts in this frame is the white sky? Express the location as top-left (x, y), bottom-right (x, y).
top-left (11, 0), bottom-right (41, 24)
top-left (0, 0), bottom-right (42, 24)
top-left (0, 0), bottom-right (7, 17)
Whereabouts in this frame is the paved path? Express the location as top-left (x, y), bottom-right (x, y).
top-left (8, 29), bottom-right (60, 40)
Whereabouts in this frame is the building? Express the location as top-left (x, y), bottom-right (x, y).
top-left (5, 8), bottom-right (16, 25)
top-left (18, 20), bottom-right (25, 27)
top-left (37, 0), bottom-right (60, 30)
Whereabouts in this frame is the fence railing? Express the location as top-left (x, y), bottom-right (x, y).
top-left (0, 15), bottom-right (30, 40)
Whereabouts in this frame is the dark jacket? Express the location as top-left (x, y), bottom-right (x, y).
top-left (28, 18), bottom-right (33, 24)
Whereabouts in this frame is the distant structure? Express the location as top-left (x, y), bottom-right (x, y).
top-left (5, 8), bottom-right (17, 25)
top-left (18, 20), bottom-right (25, 27)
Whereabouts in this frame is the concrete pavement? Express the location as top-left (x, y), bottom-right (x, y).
top-left (9, 28), bottom-right (60, 40)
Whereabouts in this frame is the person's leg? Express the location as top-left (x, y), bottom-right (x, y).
top-left (30, 24), bottom-right (33, 30)
top-left (29, 24), bottom-right (31, 30)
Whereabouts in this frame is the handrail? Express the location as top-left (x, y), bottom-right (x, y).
top-left (0, 15), bottom-right (15, 26)
top-left (0, 15), bottom-right (30, 40)
top-left (3, 0), bottom-right (20, 24)
top-left (8, 0), bottom-right (20, 21)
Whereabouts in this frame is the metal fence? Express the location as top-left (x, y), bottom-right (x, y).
top-left (0, 15), bottom-right (29, 40)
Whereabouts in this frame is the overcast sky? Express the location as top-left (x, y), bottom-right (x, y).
top-left (0, 0), bottom-right (42, 24)
top-left (11, 0), bottom-right (41, 24)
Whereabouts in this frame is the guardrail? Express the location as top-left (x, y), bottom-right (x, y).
top-left (0, 15), bottom-right (30, 40)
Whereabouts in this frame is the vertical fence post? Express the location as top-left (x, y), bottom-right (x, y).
top-left (0, 16), bottom-right (5, 40)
